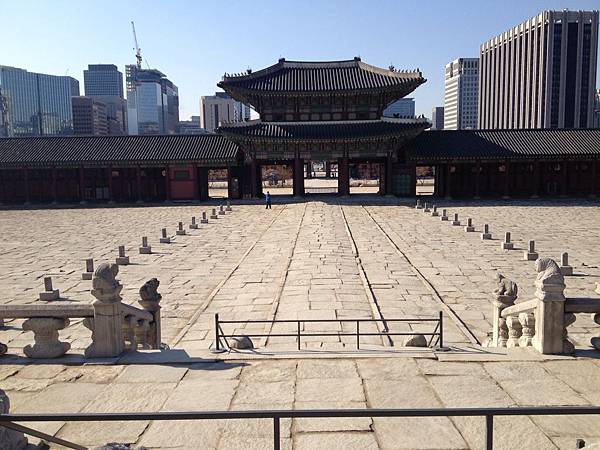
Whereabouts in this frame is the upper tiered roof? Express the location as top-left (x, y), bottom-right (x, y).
top-left (218, 57), bottom-right (425, 93)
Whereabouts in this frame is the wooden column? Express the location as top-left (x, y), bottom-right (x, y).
top-left (198, 167), bottom-right (209, 200)
top-left (474, 160), bottom-right (481, 199)
top-left (590, 161), bottom-right (597, 198)
top-left (445, 163), bottom-right (452, 199)
top-left (192, 166), bottom-right (200, 201)
top-left (78, 166), bottom-right (86, 204)
top-left (164, 166), bottom-right (171, 202)
top-left (384, 153), bottom-right (393, 196)
top-left (293, 155), bottom-right (304, 197)
top-left (51, 167), bottom-right (58, 204)
top-left (338, 155), bottom-right (350, 196)
top-left (503, 160), bottom-right (511, 199)
top-left (250, 158), bottom-right (259, 198)
top-left (325, 161), bottom-right (331, 178)
top-left (23, 168), bottom-right (31, 204)
top-left (532, 161), bottom-right (541, 198)
top-left (106, 167), bottom-right (114, 203)
top-left (560, 160), bottom-right (568, 197)
top-left (136, 166), bottom-right (143, 203)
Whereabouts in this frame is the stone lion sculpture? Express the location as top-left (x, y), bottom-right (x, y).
top-left (535, 257), bottom-right (564, 286)
top-left (91, 263), bottom-right (122, 303)
top-left (138, 278), bottom-right (161, 311)
top-left (493, 273), bottom-right (518, 297)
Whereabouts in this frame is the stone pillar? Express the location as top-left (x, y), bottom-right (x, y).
top-left (532, 258), bottom-right (568, 354)
top-left (338, 155), bottom-right (350, 196)
top-left (84, 263), bottom-right (125, 358)
top-left (139, 278), bottom-right (162, 349)
top-left (23, 167), bottom-right (31, 205)
top-left (79, 166), bottom-right (86, 204)
top-left (107, 166), bottom-right (114, 204)
top-left (136, 166), bottom-right (143, 203)
top-left (293, 155), bottom-right (304, 197)
top-left (164, 166), bottom-right (171, 202)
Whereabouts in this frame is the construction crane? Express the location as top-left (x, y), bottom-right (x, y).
top-left (131, 21), bottom-right (143, 69)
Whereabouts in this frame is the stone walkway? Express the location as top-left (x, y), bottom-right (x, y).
top-left (1, 198), bottom-right (600, 449)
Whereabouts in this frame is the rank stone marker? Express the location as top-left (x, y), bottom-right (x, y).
top-left (226, 200), bottom-right (232, 211)
top-left (464, 218), bottom-right (475, 232)
top-left (524, 240), bottom-right (539, 260)
top-left (481, 224), bottom-right (492, 240)
top-left (82, 258), bottom-right (94, 280)
top-left (189, 216), bottom-right (198, 229)
top-left (415, 199), bottom-right (423, 209)
top-left (116, 245), bottom-right (130, 265)
top-left (560, 252), bottom-right (573, 276)
top-left (219, 205), bottom-right (226, 215)
top-left (39, 276), bottom-right (59, 301)
top-left (451, 213), bottom-right (461, 226)
top-left (210, 208), bottom-right (218, 219)
top-left (159, 228), bottom-right (171, 244)
top-left (431, 205), bottom-right (439, 217)
top-left (501, 232), bottom-right (514, 250)
top-left (440, 209), bottom-right (448, 221)
top-left (176, 222), bottom-right (186, 236)
top-left (423, 202), bottom-right (430, 213)
top-left (201, 211), bottom-right (209, 224)
top-left (139, 236), bottom-right (152, 254)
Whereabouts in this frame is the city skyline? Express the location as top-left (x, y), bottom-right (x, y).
top-left (1, 0), bottom-right (599, 121)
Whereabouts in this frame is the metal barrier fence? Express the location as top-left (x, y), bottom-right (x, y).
top-left (214, 312), bottom-right (443, 351)
top-left (2, 406), bottom-right (600, 450)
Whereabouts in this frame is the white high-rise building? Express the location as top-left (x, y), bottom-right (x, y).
top-left (200, 92), bottom-right (251, 133)
top-left (444, 58), bottom-right (479, 130)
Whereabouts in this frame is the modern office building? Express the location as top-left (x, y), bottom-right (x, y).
top-left (444, 58), bottom-right (479, 130)
top-left (177, 116), bottom-right (206, 134)
top-left (72, 96), bottom-right (109, 135)
top-left (84, 64), bottom-right (124, 97)
top-left (200, 92), bottom-right (251, 133)
top-left (126, 65), bottom-right (179, 135)
top-left (479, 10), bottom-right (599, 129)
top-left (383, 98), bottom-right (415, 118)
top-left (431, 106), bottom-right (444, 130)
top-left (0, 66), bottom-right (76, 136)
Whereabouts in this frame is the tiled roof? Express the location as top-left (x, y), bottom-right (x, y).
top-left (406, 129), bottom-right (600, 161)
top-left (218, 58), bottom-right (425, 93)
top-left (0, 134), bottom-right (241, 168)
top-left (218, 119), bottom-right (429, 141)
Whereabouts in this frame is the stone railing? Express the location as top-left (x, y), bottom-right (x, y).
top-left (0, 263), bottom-right (162, 359)
top-left (487, 257), bottom-right (600, 354)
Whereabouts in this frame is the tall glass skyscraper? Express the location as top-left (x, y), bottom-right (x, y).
top-left (0, 66), bottom-right (77, 136)
top-left (126, 65), bottom-right (179, 135)
top-left (83, 64), bottom-right (124, 97)
top-left (84, 64), bottom-right (127, 134)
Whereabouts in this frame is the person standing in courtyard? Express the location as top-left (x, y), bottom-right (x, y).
top-left (265, 191), bottom-right (272, 209)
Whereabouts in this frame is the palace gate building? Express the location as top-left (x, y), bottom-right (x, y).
top-left (0, 57), bottom-right (599, 204)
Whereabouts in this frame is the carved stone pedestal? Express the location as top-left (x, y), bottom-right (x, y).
top-left (23, 317), bottom-right (70, 358)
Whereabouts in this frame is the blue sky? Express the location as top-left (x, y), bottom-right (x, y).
top-left (1, 0), bottom-right (598, 119)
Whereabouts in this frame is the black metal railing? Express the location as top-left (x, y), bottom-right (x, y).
top-left (3, 406), bottom-right (600, 450)
top-left (214, 312), bottom-right (444, 351)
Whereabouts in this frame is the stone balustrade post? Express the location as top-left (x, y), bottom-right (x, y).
top-left (532, 258), bottom-right (569, 354)
top-left (506, 316), bottom-right (522, 348)
top-left (492, 293), bottom-right (517, 347)
top-left (518, 312), bottom-right (535, 347)
top-left (138, 278), bottom-right (162, 349)
top-left (591, 313), bottom-right (600, 351)
top-left (84, 263), bottom-right (125, 358)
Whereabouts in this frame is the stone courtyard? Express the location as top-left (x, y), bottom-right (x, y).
top-left (1, 197), bottom-right (600, 449)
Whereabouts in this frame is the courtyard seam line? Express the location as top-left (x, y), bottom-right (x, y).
top-left (262, 203), bottom-right (308, 348)
top-left (169, 205), bottom-right (289, 348)
top-left (361, 205), bottom-right (480, 346)
top-left (340, 205), bottom-right (393, 348)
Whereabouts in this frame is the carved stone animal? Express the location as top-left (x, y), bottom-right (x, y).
top-left (493, 273), bottom-right (518, 297)
top-left (91, 263), bottom-right (122, 302)
top-left (535, 257), bottom-right (564, 286)
top-left (139, 278), bottom-right (161, 303)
